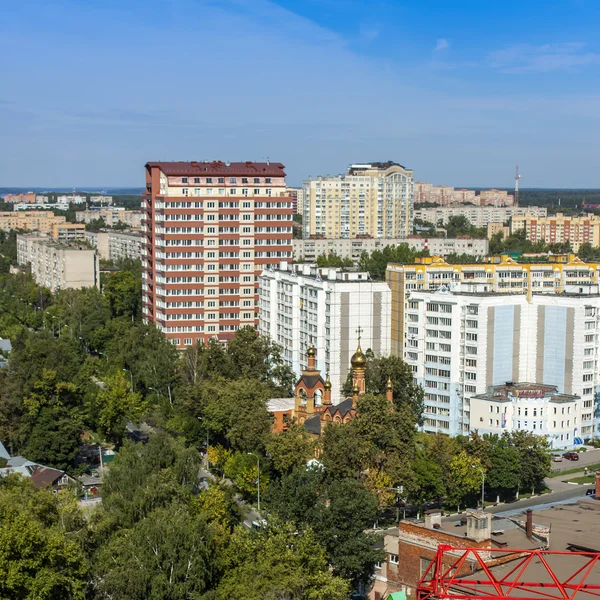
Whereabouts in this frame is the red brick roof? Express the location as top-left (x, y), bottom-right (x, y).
top-left (146, 161), bottom-right (286, 177)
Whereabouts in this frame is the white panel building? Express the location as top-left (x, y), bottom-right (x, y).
top-left (258, 262), bottom-right (391, 402)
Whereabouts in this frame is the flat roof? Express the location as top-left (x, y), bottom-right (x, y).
top-left (146, 161), bottom-right (286, 177)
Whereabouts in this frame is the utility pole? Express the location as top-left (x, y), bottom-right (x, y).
top-left (515, 165), bottom-right (521, 207)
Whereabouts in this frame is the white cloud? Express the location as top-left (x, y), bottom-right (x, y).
top-left (489, 42), bottom-right (600, 73)
top-left (434, 38), bottom-right (449, 52)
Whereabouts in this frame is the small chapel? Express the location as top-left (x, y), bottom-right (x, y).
top-left (292, 336), bottom-right (393, 437)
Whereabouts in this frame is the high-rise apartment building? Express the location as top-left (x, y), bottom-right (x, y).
top-left (387, 255), bottom-right (600, 440)
top-left (285, 187), bottom-right (304, 215)
top-left (414, 184), bottom-right (513, 206)
top-left (258, 261), bottom-right (391, 402)
top-left (303, 162), bottom-right (414, 239)
top-left (142, 161), bottom-right (293, 348)
top-left (511, 213), bottom-right (600, 252)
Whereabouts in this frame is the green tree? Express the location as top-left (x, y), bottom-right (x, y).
top-left (93, 504), bottom-right (217, 600)
top-left (0, 476), bottom-right (88, 599)
top-left (217, 521), bottom-right (350, 600)
top-left (103, 270), bottom-right (141, 319)
top-left (446, 451), bottom-right (483, 512)
top-left (510, 430), bottom-right (551, 494)
top-left (486, 438), bottom-right (521, 501)
top-left (315, 252), bottom-right (353, 268)
top-left (95, 370), bottom-right (148, 445)
top-left (342, 354), bottom-right (424, 425)
top-left (265, 422), bottom-right (317, 476)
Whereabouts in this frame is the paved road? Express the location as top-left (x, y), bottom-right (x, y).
top-left (551, 448), bottom-right (600, 472)
top-left (443, 485), bottom-right (587, 522)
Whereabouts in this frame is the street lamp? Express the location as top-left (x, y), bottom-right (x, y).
top-left (122, 368), bottom-right (133, 392)
top-left (196, 416), bottom-right (210, 467)
top-left (78, 336), bottom-right (89, 353)
top-left (472, 464), bottom-right (485, 511)
top-left (247, 452), bottom-right (261, 512)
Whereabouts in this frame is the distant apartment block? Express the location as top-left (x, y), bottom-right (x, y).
top-left (52, 222), bottom-right (85, 241)
top-left (89, 195), bottom-right (113, 205)
top-left (142, 160), bottom-right (293, 348)
top-left (511, 212), bottom-right (600, 252)
top-left (303, 162), bottom-right (414, 239)
top-left (415, 183), bottom-right (514, 206)
top-left (258, 261), bottom-right (391, 401)
top-left (0, 211), bottom-right (71, 235)
top-left (17, 234), bottom-right (99, 292)
top-left (414, 205), bottom-right (547, 228)
top-left (387, 254), bottom-right (600, 441)
top-left (3, 193), bottom-right (37, 204)
top-left (285, 187), bottom-right (304, 214)
top-left (13, 202), bottom-right (70, 211)
top-left (56, 194), bottom-right (87, 205)
top-left (293, 237), bottom-right (488, 263)
top-left (76, 209), bottom-right (142, 229)
top-left (85, 230), bottom-right (143, 261)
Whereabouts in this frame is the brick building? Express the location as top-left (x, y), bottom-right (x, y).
top-left (369, 509), bottom-right (547, 600)
top-left (142, 161), bottom-right (293, 348)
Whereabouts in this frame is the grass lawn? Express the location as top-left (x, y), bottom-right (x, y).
top-left (549, 462), bottom-right (600, 478)
top-left (566, 474), bottom-right (596, 485)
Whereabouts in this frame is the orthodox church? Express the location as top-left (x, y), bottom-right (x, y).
top-left (292, 337), bottom-right (393, 436)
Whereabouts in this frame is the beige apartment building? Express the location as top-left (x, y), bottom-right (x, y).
top-left (303, 162), bottom-right (414, 239)
top-left (17, 234), bottom-right (99, 292)
top-left (415, 205), bottom-right (547, 228)
top-left (511, 213), bottom-right (600, 251)
top-left (0, 211), bottom-right (67, 234)
top-left (52, 222), bottom-right (85, 241)
top-left (76, 209), bottom-right (143, 229)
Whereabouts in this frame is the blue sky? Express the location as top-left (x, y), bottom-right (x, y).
top-left (1, 0), bottom-right (599, 187)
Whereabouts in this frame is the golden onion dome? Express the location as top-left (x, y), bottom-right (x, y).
top-left (386, 377), bottom-right (393, 391)
top-left (352, 384), bottom-right (360, 395)
top-left (307, 344), bottom-right (316, 359)
top-left (324, 376), bottom-right (332, 391)
top-left (351, 343), bottom-right (367, 369)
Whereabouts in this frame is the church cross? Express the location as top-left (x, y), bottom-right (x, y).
top-left (355, 327), bottom-right (363, 343)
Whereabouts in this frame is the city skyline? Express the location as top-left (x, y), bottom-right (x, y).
top-left (1, 0), bottom-right (600, 188)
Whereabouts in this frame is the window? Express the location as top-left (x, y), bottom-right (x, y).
top-left (389, 554), bottom-right (399, 565)
top-left (172, 338), bottom-right (180, 345)
top-left (193, 178), bottom-right (200, 184)
top-left (206, 177), bottom-right (213, 183)
top-left (254, 178), bottom-right (260, 184)
top-left (265, 177), bottom-right (272, 184)
top-left (218, 178), bottom-right (225, 184)
top-left (181, 178), bottom-right (188, 183)
top-left (229, 178), bottom-right (237, 184)
top-left (184, 338), bottom-right (192, 345)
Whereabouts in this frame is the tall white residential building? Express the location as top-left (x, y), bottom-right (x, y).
top-left (258, 261), bottom-right (391, 402)
top-left (414, 205), bottom-right (547, 228)
top-left (303, 162), bottom-right (414, 239)
top-left (388, 255), bottom-right (600, 442)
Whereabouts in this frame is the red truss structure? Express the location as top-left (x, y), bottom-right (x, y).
top-left (418, 545), bottom-right (600, 600)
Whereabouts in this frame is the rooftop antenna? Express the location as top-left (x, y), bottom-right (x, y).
top-left (515, 165), bottom-right (521, 207)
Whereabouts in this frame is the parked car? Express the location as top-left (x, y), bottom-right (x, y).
top-left (562, 452), bottom-right (579, 461)
top-left (586, 488), bottom-right (595, 496)
top-left (553, 454), bottom-right (563, 462)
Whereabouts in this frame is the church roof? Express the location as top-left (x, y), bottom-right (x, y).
top-left (323, 398), bottom-right (354, 418)
top-left (304, 414), bottom-right (322, 435)
top-left (295, 373), bottom-right (325, 389)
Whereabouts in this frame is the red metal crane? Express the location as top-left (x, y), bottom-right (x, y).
top-left (418, 545), bottom-right (600, 600)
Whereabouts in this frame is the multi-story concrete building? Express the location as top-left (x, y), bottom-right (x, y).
top-left (76, 209), bottom-right (143, 229)
top-left (387, 255), bottom-right (600, 440)
top-left (414, 184), bottom-right (513, 206)
top-left (85, 230), bottom-right (143, 261)
top-left (258, 262), bottom-right (391, 402)
top-left (259, 262), bottom-right (390, 402)
top-left (56, 194), bottom-right (86, 205)
top-left (52, 222), bottom-right (85, 241)
top-left (471, 383), bottom-right (583, 449)
top-left (414, 205), bottom-right (547, 228)
top-left (0, 211), bottom-right (68, 234)
top-left (13, 202), bottom-right (70, 211)
top-left (89, 195), bottom-right (113, 205)
top-left (142, 161), bottom-right (293, 348)
top-left (293, 237), bottom-right (489, 263)
top-left (17, 234), bottom-right (99, 292)
top-left (303, 162), bottom-right (414, 239)
top-left (285, 187), bottom-right (304, 215)
top-left (3, 193), bottom-right (37, 204)
top-left (511, 212), bottom-right (600, 252)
